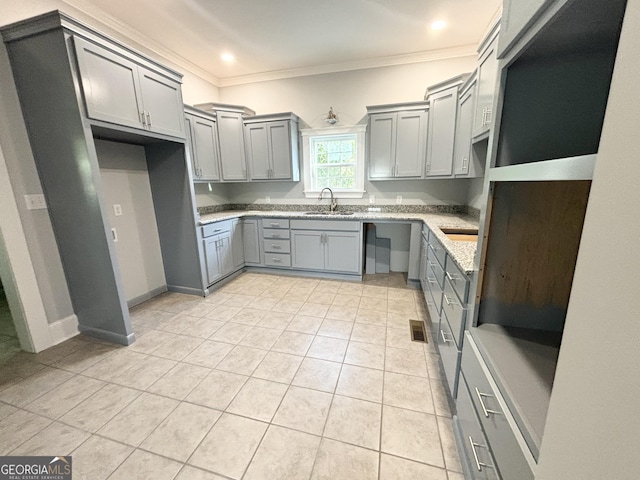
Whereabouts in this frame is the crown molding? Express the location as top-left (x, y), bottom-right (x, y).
top-left (61, 0), bottom-right (221, 86)
top-left (217, 45), bottom-right (478, 87)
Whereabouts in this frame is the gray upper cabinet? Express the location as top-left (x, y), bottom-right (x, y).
top-left (498, 0), bottom-right (557, 58)
top-left (367, 103), bottom-right (429, 180)
top-left (184, 107), bottom-right (220, 182)
top-left (244, 113), bottom-right (300, 181)
top-left (425, 75), bottom-right (469, 178)
top-left (454, 74), bottom-right (483, 177)
top-left (74, 36), bottom-right (184, 139)
top-left (217, 111), bottom-right (248, 181)
top-left (472, 26), bottom-right (500, 140)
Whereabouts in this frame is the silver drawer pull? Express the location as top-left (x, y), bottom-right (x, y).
top-left (428, 261), bottom-right (438, 269)
top-left (440, 330), bottom-right (453, 344)
top-left (271, 244), bottom-right (282, 249)
top-left (270, 234), bottom-right (281, 238)
top-left (443, 295), bottom-right (458, 307)
top-left (272, 258), bottom-right (282, 263)
top-left (269, 223), bottom-right (281, 227)
top-left (213, 229), bottom-right (222, 232)
top-left (475, 387), bottom-right (501, 417)
top-left (427, 278), bottom-right (437, 285)
top-left (446, 272), bottom-right (459, 282)
top-left (146, 112), bottom-right (152, 126)
top-left (468, 436), bottom-right (495, 472)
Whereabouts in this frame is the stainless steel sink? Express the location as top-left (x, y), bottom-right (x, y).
top-left (304, 211), bottom-right (354, 216)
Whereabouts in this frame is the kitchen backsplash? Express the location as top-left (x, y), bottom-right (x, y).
top-left (197, 203), bottom-right (471, 215)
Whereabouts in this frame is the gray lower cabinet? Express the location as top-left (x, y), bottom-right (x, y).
top-left (460, 332), bottom-right (534, 480)
top-left (74, 36), bottom-right (184, 138)
top-left (244, 114), bottom-right (300, 181)
top-left (231, 218), bottom-right (244, 268)
top-left (242, 219), bottom-right (261, 265)
top-left (202, 222), bottom-right (234, 285)
top-left (290, 220), bottom-right (362, 274)
top-left (455, 372), bottom-right (500, 479)
top-left (367, 103), bottom-right (429, 180)
top-left (184, 108), bottom-right (220, 181)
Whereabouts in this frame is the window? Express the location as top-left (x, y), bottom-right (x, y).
top-left (301, 125), bottom-right (366, 199)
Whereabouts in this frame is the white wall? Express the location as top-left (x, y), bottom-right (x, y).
top-left (536, 2), bottom-right (640, 478)
top-left (96, 140), bottom-right (167, 304)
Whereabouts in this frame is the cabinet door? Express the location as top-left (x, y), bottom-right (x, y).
top-left (217, 112), bottom-right (248, 181)
top-left (204, 237), bottom-right (222, 285)
top-left (242, 219), bottom-right (261, 264)
top-left (291, 231), bottom-right (324, 270)
top-left (395, 111), bottom-right (427, 178)
top-left (426, 88), bottom-right (457, 177)
top-left (245, 123), bottom-right (271, 180)
top-left (268, 121), bottom-right (293, 180)
top-left (184, 115), bottom-right (200, 179)
top-left (73, 37), bottom-right (143, 130)
top-left (192, 116), bottom-right (220, 181)
top-left (325, 231), bottom-right (361, 273)
top-left (138, 67), bottom-right (185, 138)
top-left (231, 219), bottom-right (245, 268)
top-left (473, 38), bottom-right (499, 138)
top-left (454, 84), bottom-right (476, 176)
top-left (499, 0), bottom-right (555, 56)
top-left (217, 234), bottom-right (234, 276)
top-left (368, 114), bottom-right (396, 179)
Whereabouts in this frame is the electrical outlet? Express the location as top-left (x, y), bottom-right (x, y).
top-left (396, 195), bottom-right (403, 204)
top-left (113, 204), bottom-right (123, 216)
top-left (24, 194), bottom-right (47, 210)
top-left (265, 195), bottom-right (271, 204)
top-left (369, 194), bottom-right (375, 204)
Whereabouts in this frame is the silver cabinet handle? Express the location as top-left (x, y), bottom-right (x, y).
top-left (213, 229), bottom-right (222, 233)
top-left (146, 112), bottom-right (152, 126)
top-left (446, 272), bottom-right (459, 282)
top-left (140, 111), bottom-right (146, 126)
top-left (272, 257), bottom-right (282, 263)
top-left (271, 234), bottom-right (281, 238)
top-left (468, 436), bottom-right (495, 472)
top-left (474, 387), bottom-right (501, 417)
top-left (484, 108), bottom-right (492, 126)
top-left (440, 330), bottom-right (453, 344)
top-left (428, 261), bottom-right (438, 268)
top-left (271, 244), bottom-right (282, 249)
top-left (269, 222), bottom-right (280, 227)
top-left (443, 294), bottom-right (458, 307)
top-left (427, 277), bottom-right (437, 285)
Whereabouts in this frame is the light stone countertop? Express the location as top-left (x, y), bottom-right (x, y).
top-left (198, 210), bottom-right (479, 274)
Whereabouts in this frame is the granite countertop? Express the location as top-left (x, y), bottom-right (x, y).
top-left (198, 210), bottom-right (478, 274)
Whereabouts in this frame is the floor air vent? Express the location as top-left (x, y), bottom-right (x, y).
top-left (409, 319), bottom-right (427, 343)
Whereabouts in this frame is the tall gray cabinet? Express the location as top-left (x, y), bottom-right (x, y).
top-left (1, 11), bottom-right (204, 345)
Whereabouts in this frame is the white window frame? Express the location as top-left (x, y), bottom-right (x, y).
top-left (300, 125), bottom-right (367, 199)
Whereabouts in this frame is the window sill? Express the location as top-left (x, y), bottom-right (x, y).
top-left (303, 190), bottom-right (366, 199)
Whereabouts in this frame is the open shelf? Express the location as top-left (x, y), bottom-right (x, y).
top-left (475, 323), bottom-right (561, 454)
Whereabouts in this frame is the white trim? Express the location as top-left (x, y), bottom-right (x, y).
top-left (47, 314), bottom-right (80, 345)
top-left (301, 125), bottom-right (367, 199)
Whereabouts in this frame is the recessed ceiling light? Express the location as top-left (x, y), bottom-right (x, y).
top-left (431, 20), bottom-right (447, 30)
top-left (221, 52), bottom-right (235, 62)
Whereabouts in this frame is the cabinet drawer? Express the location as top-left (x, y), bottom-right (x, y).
top-left (264, 253), bottom-right (291, 267)
top-left (263, 228), bottom-right (290, 239)
top-left (263, 239), bottom-right (291, 254)
top-left (428, 233), bottom-right (447, 267)
top-left (438, 310), bottom-right (461, 398)
top-left (461, 333), bottom-right (534, 480)
top-left (427, 246), bottom-right (445, 288)
top-left (263, 219), bottom-right (290, 229)
top-left (201, 221), bottom-right (230, 238)
top-left (456, 373), bottom-right (500, 480)
top-left (443, 277), bottom-right (466, 348)
top-left (445, 257), bottom-right (469, 301)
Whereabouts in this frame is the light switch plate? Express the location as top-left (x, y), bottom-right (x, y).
top-left (396, 195), bottom-right (403, 204)
top-left (113, 204), bottom-right (123, 216)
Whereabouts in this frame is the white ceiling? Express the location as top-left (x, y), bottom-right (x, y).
top-left (63, 0), bottom-right (501, 86)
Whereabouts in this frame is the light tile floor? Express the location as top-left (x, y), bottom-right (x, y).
top-left (0, 272), bottom-right (461, 480)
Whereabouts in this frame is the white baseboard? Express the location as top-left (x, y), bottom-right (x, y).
top-left (47, 314), bottom-right (80, 347)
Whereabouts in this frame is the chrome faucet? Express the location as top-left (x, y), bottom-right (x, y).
top-left (318, 187), bottom-right (337, 213)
